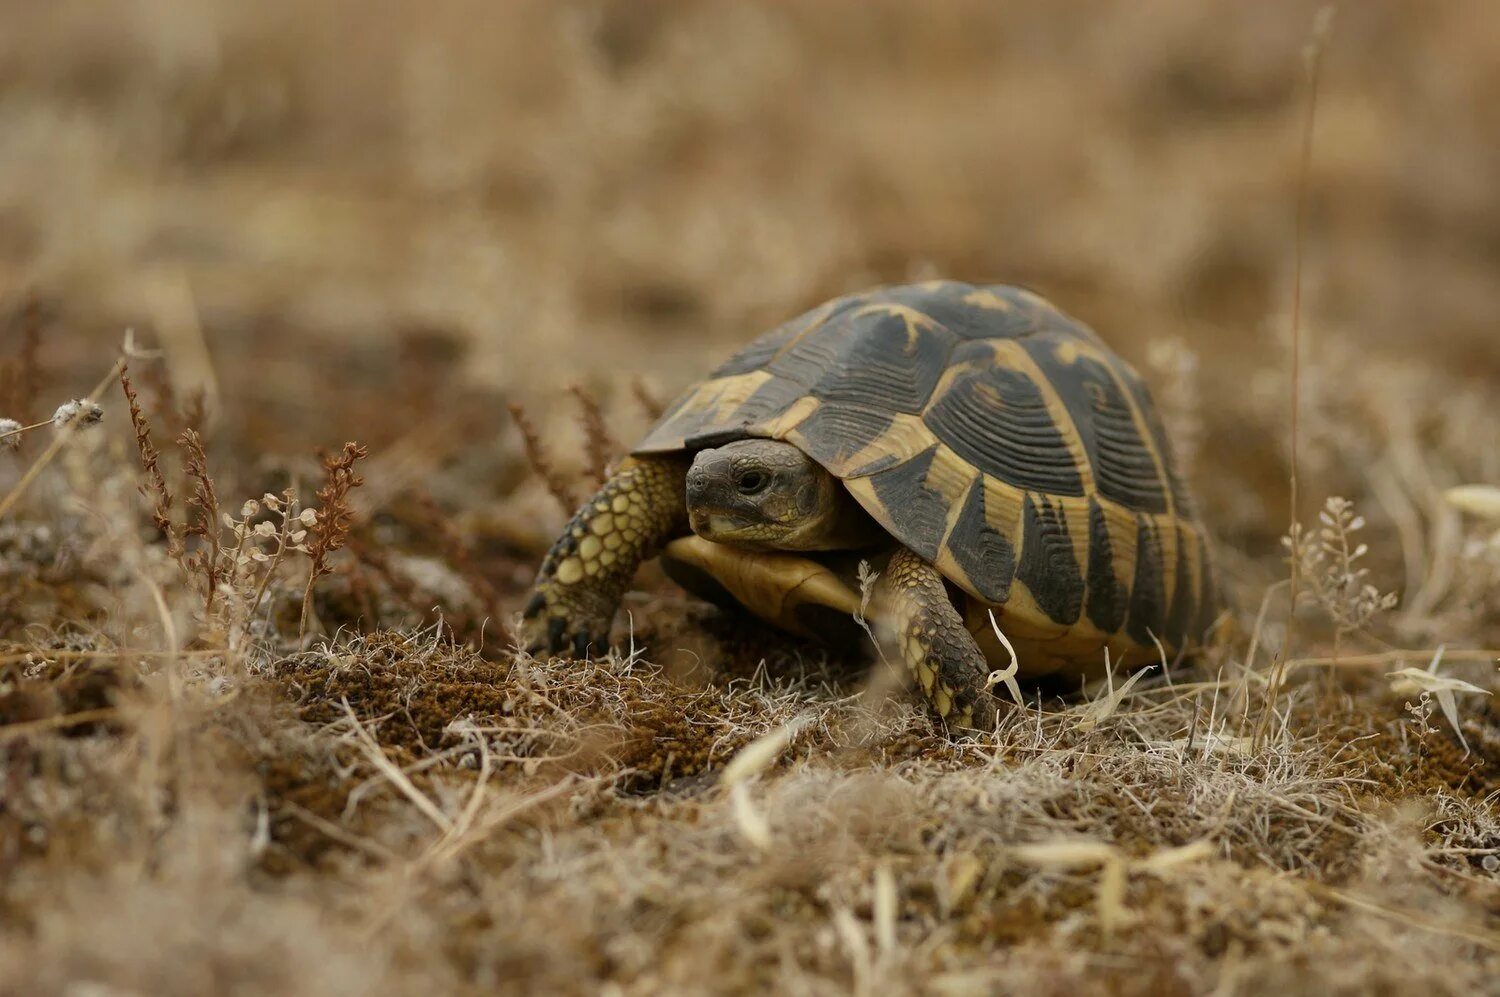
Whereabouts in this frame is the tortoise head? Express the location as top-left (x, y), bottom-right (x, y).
top-left (684, 439), bottom-right (878, 552)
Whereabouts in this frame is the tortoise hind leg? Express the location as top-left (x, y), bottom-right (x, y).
top-left (522, 455), bottom-right (689, 658)
top-left (879, 548), bottom-right (997, 732)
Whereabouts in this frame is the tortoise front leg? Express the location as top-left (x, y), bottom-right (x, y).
top-left (878, 548), bottom-right (997, 732)
top-left (522, 455), bottom-right (689, 658)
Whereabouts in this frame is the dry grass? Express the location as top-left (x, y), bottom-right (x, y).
top-left (2, 2), bottom-right (1499, 994)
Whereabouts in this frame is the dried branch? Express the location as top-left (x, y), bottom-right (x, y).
top-left (630, 375), bottom-right (665, 422)
top-left (570, 384), bottom-right (619, 487)
top-left (508, 402), bottom-right (579, 515)
top-left (301, 442), bottom-right (370, 637)
top-left (179, 428), bottom-right (223, 617)
top-left (120, 365), bottom-right (185, 568)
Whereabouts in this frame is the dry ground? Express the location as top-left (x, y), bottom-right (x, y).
top-left (2, 2), bottom-right (1499, 994)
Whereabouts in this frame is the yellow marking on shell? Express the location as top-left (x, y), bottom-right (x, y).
top-left (852, 302), bottom-right (939, 349)
top-left (1051, 338), bottom-right (1082, 365)
top-left (599, 550), bottom-right (617, 567)
top-left (556, 558), bottom-right (584, 585)
top-left (1057, 493), bottom-right (1094, 604)
top-left (670, 370), bottom-right (774, 435)
top-left (821, 412), bottom-right (939, 479)
top-left (611, 495), bottom-right (630, 513)
top-left (1175, 522), bottom-right (1205, 633)
top-left (924, 445), bottom-right (980, 506)
top-left (1152, 511), bottom-right (1181, 614)
top-left (603, 533), bottom-right (623, 551)
top-left (578, 535), bottom-right (602, 561)
top-left (590, 513), bottom-right (614, 536)
top-left (1095, 495), bottom-right (1141, 597)
top-left (763, 395), bottom-right (819, 439)
top-left (962, 288), bottom-right (1013, 312)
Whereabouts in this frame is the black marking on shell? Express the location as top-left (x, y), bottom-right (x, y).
top-left (916, 287), bottom-right (1040, 340)
top-left (809, 309), bottom-right (955, 413)
top-left (1126, 517), bottom-right (1166, 646)
top-left (865, 445), bottom-right (949, 562)
top-left (1084, 496), bottom-right (1128, 634)
top-left (948, 476), bottom-right (1015, 604)
top-left (1016, 494), bottom-right (1083, 625)
top-left (765, 308), bottom-right (864, 388)
top-left (790, 403), bottom-right (894, 468)
top-left (1165, 526), bottom-right (1199, 646)
top-left (711, 296), bottom-right (862, 378)
top-left (1117, 366), bottom-right (1196, 517)
top-left (711, 324), bottom-right (801, 378)
top-left (1022, 337), bottom-right (1169, 514)
top-left (924, 363), bottom-right (1085, 496)
top-left (664, 375), bottom-right (809, 451)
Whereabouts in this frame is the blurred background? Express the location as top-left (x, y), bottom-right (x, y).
top-left (2, 0), bottom-right (1498, 573)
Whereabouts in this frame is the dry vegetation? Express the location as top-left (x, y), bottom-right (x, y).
top-left (2, 2), bottom-right (1499, 994)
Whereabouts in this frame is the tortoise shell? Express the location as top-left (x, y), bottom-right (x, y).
top-left (636, 281), bottom-right (1218, 669)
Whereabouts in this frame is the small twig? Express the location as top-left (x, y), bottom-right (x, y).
top-left (1259, 4), bottom-right (1335, 753)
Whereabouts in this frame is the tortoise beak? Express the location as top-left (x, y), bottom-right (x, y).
top-left (685, 449), bottom-right (729, 508)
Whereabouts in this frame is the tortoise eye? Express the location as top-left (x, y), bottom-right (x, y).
top-left (736, 471), bottom-right (768, 495)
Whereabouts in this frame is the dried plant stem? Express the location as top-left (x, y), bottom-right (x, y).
top-left (120, 365), bottom-right (186, 570)
top-left (179, 428), bottom-right (224, 618)
top-left (508, 402), bottom-right (579, 515)
top-left (1257, 5), bottom-right (1334, 752)
top-left (630, 375), bottom-right (665, 421)
top-left (570, 384), bottom-right (619, 486)
top-left (302, 442), bottom-right (369, 637)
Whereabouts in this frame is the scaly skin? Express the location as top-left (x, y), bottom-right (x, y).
top-left (521, 455), bottom-right (689, 658)
top-left (879, 548), bottom-right (997, 732)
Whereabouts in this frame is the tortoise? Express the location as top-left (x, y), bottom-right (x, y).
top-left (521, 281), bottom-right (1219, 730)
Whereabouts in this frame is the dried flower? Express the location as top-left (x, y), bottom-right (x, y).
top-left (1284, 496), bottom-right (1398, 637)
top-left (52, 398), bottom-right (103, 429)
top-left (0, 418), bottom-right (21, 451)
